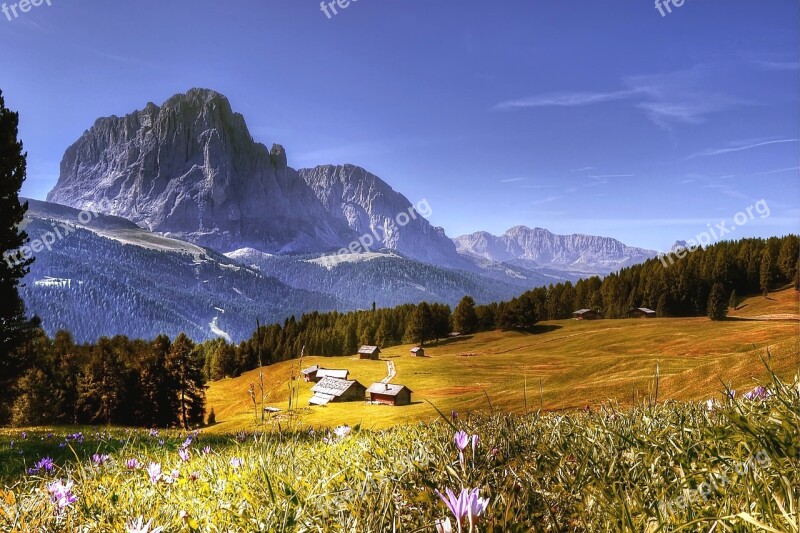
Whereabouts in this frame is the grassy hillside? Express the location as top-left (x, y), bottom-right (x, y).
top-left (207, 289), bottom-right (799, 433)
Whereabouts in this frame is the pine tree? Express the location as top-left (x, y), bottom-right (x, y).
top-left (453, 296), bottom-right (479, 334)
top-left (77, 338), bottom-right (126, 425)
top-left (759, 249), bottom-right (775, 296)
top-left (0, 90), bottom-right (38, 413)
top-left (166, 333), bottom-right (206, 429)
top-left (728, 289), bottom-right (738, 310)
top-left (707, 282), bottom-right (728, 321)
top-left (407, 302), bottom-right (433, 345)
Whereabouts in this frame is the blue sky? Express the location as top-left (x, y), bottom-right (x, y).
top-left (1, 0), bottom-right (798, 251)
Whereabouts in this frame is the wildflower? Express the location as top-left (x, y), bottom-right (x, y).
top-left (149, 429), bottom-right (159, 438)
top-left (47, 479), bottom-right (78, 509)
top-left (202, 445), bottom-right (212, 455)
top-left (34, 456), bottom-right (55, 474)
top-left (435, 517), bottom-right (453, 533)
top-left (126, 516), bottom-right (164, 533)
top-left (453, 431), bottom-right (469, 451)
top-left (744, 386), bottom-right (770, 400)
top-left (705, 399), bottom-right (717, 412)
top-left (333, 426), bottom-right (352, 439)
top-left (230, 457), bottom-right (243, 470)
top-left (126, 458), bottom-right (142, 470)
top-left (20, 432), bottom-right (27, 440)
top-left (451, 410), bottom-right (459, 421)
top-left (727, 390), bottom-right (736, 400)
top-left (491, 447), bottom-right (499, 457)
top-left (435, 487), bottom-right (489, 531)
top-left (147, 463), bottom-right (162, 484)
top-left (178, 448), bottom-right (190, 462)
top-left (92, 454), bottom-right (110, 466)
top-left (165, 469), bottom-right (180, 484)
top-left (189, 471), bottom-right (200, 482)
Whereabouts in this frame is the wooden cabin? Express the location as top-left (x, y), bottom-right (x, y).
top-left (629, 307), bottom-right (657, 319)
top-left (410, 347), bottom-right (425, 357)
top-left (572, 309), bottom-right (599, 320)
top-left (367, 383), bottom-right (413, 406)
top-left (358, 345), bottom-right (381, 360)
top-left (309, 377), bottom-right (366, 406)
top-left (301, 365), bottom-right (349, 383)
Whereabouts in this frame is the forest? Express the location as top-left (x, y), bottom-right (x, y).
top-left (4, 234), bottom-right (798, 427)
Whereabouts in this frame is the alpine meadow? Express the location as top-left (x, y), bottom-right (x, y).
top-left (0, 2), bottom-right (798, 531)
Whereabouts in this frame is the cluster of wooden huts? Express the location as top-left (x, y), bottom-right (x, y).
top-left (301, 345), bottom-right (414, 407)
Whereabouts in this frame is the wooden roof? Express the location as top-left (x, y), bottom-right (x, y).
top-left (358, 345), bottom-right (380, 354)
top-left (311, 377), bottom-right (362, 397)
top-left (367, 383), bottom-right (412, 396)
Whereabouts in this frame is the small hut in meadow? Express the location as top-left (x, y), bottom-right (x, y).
top-left (572, 309), bottom-right (599, 320)
top-left (301, 365), bottom-right (350, 383)
top-left (410, 347), bottom-right (425, 357)
top-left (358, 345), bottom-right (381, 360)
top-left (629, 307), bottom-right (657, 319)
top-left (367, 383), bottom-right (413, 406)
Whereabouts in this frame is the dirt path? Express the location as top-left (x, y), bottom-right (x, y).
top-left (381, 360), bottom-right (396, 383)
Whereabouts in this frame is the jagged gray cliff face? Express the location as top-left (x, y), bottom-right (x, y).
top-left (47, 89), bottom-right (356, 253)
top-left (453, 226), bottom-right (656, 273)
top-left (47, 89), bottom-right (468, 268)
top-left (298, 164), bottom-right (469, 270)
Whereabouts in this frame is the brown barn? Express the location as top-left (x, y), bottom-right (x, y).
top-left (309, 377), bottom-right (366, 405)
top-left (572, 309), bottom-right (599, 320)
top-left (301, 366), bottom-right (349, 383)
top-left (358, 345), bottom-right (381, 360)
top-left (629, 307), bottom-right (657, 318)
top-left (410, 347), bottom-right (425, 357)
top-left (367, 383), bottom-right (413, 406)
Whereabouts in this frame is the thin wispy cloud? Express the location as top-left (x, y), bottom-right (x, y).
top-left (751, 166), bottom-right (800, 176)
top-left (500, 178), bottom-right (527, 183)
top-left (494, 63), bottom-right (754, 129)
top-left (686, 138), bottom-right (798, 159)
top-left (493, 90), bottom-right (635, 110)
top-left (571, 166), bottom-right (595, 172)
top-left (521, 184), bottom-right (557, 189)
top-left (530, 196), bottom-right (561, 205)
top-left (752, 60), bottom-right (800, 71)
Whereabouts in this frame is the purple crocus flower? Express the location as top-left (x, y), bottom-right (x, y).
top-left (178, 448), bottom-right (190, 462)
top-left (230, 457), bottom-right (243, 470)
top-left (126, 458), bottom-right (142, 470)
top-left (453, 431), bottom-right (469, 451)
top-left (744, 386), bottom-right (770, 400)
top-left (35, 456), bottom-right (55, 473)
top-left (147, 462), bottom-right (162, 484)
top-left (436, 487), bottom-right (489, 530)
top-left (47, 479), bottom-right (78, 509)
top-left (92, 454), bottom-right (110, 466)
top-left (202, 445), bottom-right (212, 455)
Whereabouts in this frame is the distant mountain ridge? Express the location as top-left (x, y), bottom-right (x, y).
top-left (454, 226), bottom-right (656, 273)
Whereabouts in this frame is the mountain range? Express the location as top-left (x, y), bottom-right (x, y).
top-left (22, 88), bottom-right (658, 342)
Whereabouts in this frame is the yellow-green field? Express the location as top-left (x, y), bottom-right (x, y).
top-left (207, 289), bottom-right (799, 432)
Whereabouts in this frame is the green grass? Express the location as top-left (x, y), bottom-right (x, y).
top-left (1, 367), bottom-right (798, 531)
top-left (207, 289), bottom-right (800, 433)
